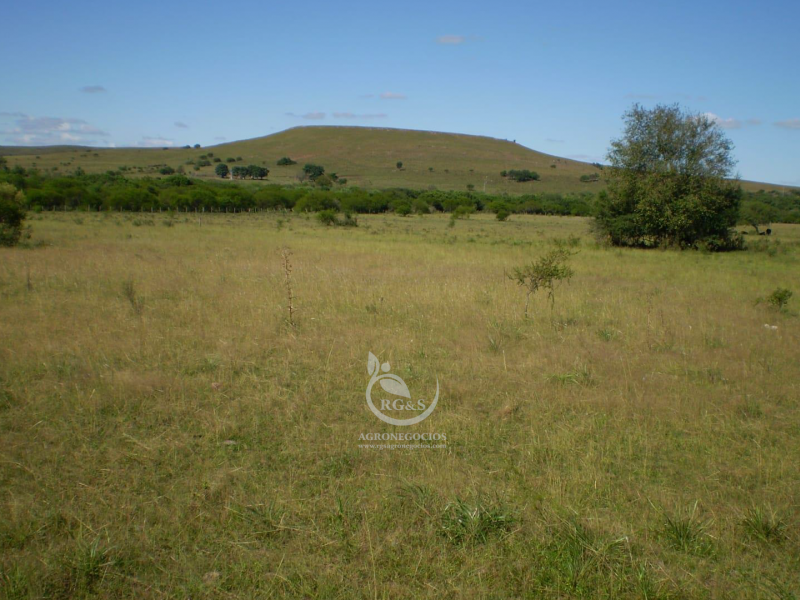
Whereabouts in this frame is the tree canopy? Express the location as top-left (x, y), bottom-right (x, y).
top-left (596, 104), bottom-right (742, 250)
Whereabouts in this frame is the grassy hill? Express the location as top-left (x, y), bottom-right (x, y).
top-left (1, 126), bottom-right (792, 194)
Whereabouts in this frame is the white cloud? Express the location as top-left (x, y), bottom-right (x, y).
top-left (775, 118), bottom-right (800, 130)
top-left (380, 92), bottom-right (407, 100)
top-left (136, 136), bottom-right (174, 147)
top-left (0, 112), bottom-right (108, 145)
top-left (746, 118), bottom-right (763, 126)
top-left (286, 111), bottom-right (326, 120)
top-left (703, 112), bottom-right (742, 129)
top-left (80, 85), bottom-right (106, 93)
top-left (332, 112), bottom-right (388, 119)
top-left (174, 121), bottom-right (189, 128)
top-left (437, 35), bottom-right (466, 45)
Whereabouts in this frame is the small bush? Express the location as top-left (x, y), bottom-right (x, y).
top-left (507, 169), bottom-right (540, 182)
top-left (277, 157), bottom-right (297, 166)
top-left (452, 205), bottom-right (475, 219)
top-left (768, 288), bottom-right (792, 311)
top-left (0, 183), bottom-right (26, 247)
top-left (316, 209), bottom-right (338, 226)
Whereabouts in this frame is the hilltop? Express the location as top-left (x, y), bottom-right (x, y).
top-left (1, 126), bottom-right (791, 194)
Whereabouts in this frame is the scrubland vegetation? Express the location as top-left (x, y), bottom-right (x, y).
top-left (1, 209), bottom-right (799, 598)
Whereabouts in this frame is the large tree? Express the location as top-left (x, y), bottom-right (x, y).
top-left (596, 104), bottom-right (742, 250)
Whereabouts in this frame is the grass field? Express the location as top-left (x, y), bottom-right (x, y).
top-left (1, 212), bottom-right (799, 598)
top-left (2, 126), bottom-right (792, 195)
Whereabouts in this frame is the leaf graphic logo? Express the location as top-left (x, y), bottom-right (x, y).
top-left (366, 352), bottom-right (439, 426)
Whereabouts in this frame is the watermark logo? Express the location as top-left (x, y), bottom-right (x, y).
top-left (365, 352), bottom-right (439, 426)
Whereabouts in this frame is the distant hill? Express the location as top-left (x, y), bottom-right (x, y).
top-left (1, 126), bottom-right (792, 194)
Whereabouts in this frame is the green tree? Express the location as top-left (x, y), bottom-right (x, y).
top-left (302, 164), bottom-right (325, 181)
top-left (0, 183), bottom-right (27, 246)
top-left (396, 161), bottom-right (403, 170)
top-left (247, 165), bottom-right (269, 179)
top-left (277, 157), bottom-right (297, 166)
top-left (596, 104), bottom-right (742, 250)
top-left (740, 201), bottom-right (778, 234)
top-left (215, 163), bottom-right (230, 178)
top-left (508, 248), bottom-right (574, 318)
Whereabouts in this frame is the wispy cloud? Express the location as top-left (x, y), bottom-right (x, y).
top-left (174, 121), bottom-right (188, 128)
top-left (332, 112), bottom-right (388, 119)
top-left (775, 118), bottom-right (800, 130)
top-left (703, 112), bottom-right (742, 129)
top-left (545, 138), bottom-right (564, 143)
top-left (437, 35), bottom-right (466, 45)
top-left (136, 136), bottom-right (174, 148)
top-left (286, 111), bottom-right (326, 120)
top-left (213, 136), bottom-right (227, 141)
top-left (379, 92), bottom-right (407, 100)
top-left (0, 112), bottom-right (108, 145)
top-left (80, 85), bottom-right (106, 94)
top-left (746, 118), bottom-right (763, 126)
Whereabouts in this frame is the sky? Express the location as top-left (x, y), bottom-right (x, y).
top-left (1, 0), bottom-right (798, 185)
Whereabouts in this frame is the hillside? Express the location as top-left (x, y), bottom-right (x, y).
top-left (1, 126), bottom-right (792, 194)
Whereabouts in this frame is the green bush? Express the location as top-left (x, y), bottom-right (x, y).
top-left (768, 288), bottom-right (793, 311)
top-left (316, 209), bottom-right (338, 226)
top-left (507, 169), bottom-right (540, 182)
top-left (0, 183), bottom-right (27, 246)
top-left (277, 157), bottom-right (297, 166)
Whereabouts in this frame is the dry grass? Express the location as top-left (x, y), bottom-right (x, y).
top-left (1, 211), bottom-right (798, 598)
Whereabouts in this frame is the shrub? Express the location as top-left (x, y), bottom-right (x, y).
top-left (508, 248), bottom-right (574, 318)
top-left (768, 288), bottom-right (793, 311)
top-left (507, 169), bottom-right (540, 182)
top-left (0, 183), bottom-right (26, 246)
top-left (579, 173), bottom-right (600, 183)
top-left (316, 209), bottom-right (338, 226)
top-left (302, 164), bottom-right (325, 181)
top-left (396, 161), bottom-right (403, 170)
top-left (159, 166), bottom-right (175, 175)
top-left (277, 157), bottom-right (297, 166)
top-left (496, 208), bottom-right (510, 221)
top-left (452, 205), bottom-right (475, 219)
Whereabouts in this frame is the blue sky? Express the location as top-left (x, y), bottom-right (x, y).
top-left (1, 0), bottom-right (798, 185)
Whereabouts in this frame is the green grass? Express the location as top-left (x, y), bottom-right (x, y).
top-left (3, 126), bottom-right (793, 195)
top-left (1, 212), bottom-right (799, 598)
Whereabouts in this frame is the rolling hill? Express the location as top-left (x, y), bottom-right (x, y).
top-left (1, 126), bottom-right (792, 194)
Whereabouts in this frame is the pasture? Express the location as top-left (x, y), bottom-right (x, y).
top-left (1, 212), bottom-right (798, 598)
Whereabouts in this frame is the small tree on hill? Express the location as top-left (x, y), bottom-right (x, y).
top-left (302, 164), bottom-right (325, 181)
top-left (215, 163), bottom-right (230, 178)
top-left (596, 104), bottom-right (742, 250)
top-left (277, 157), bottom-right (297, 166)
top-left (396, 161), bottom-right (403, 170)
